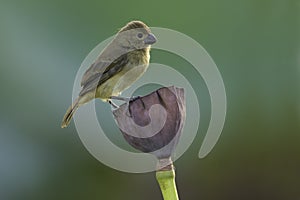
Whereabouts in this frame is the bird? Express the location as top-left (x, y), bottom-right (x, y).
top-left (61, 20), bottom-right (157, 128)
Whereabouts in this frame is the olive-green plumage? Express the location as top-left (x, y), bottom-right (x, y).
top-left (61, 21), bottom-right (157, 128)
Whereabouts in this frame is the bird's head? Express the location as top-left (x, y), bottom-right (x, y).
top-left (116, 21), bottom-right (157, 50)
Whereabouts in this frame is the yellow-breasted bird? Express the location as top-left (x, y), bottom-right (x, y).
top-left (61, 20), bottom-right (157, 128)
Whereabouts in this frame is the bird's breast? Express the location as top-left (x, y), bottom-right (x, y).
top-left (113, 52), bottom-right (150, 92)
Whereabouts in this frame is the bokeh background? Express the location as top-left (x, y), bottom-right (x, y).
top-left (0, 0), bottom-right (299, 199)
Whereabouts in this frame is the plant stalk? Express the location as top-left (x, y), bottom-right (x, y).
top-left (156, 159), bottom-right (179, 200)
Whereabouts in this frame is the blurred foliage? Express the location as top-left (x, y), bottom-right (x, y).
top-left (0, 0), bottom-right (299, 199)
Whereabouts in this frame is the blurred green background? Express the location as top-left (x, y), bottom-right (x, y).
top-left (0, 0), bottom-right (299, 199)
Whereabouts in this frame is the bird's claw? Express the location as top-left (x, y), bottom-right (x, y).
top-left (129, 95), bottom-right (141, 102)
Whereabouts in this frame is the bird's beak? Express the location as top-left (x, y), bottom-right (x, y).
top-left (144, 33), bottom-right (157, 45)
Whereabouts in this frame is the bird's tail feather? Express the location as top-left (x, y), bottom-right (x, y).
top-left (61, 99), bottom-right (79, 128)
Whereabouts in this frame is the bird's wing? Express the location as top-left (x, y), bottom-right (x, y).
top-left (81, 59), bottom-right (110, 86)
top-left (81, 41), bottom-right (128, 86)
top-left (79, 54), bottom-right (128, 96)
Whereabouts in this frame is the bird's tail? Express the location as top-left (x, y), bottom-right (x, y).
top-left (61, 98), bottom-right (79, 128)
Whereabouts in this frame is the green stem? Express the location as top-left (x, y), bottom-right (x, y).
top-left (156, 167), bottom-right (179, 200)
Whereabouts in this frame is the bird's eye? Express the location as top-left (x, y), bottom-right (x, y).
top-left (137, 32), bottom-right (143, 39)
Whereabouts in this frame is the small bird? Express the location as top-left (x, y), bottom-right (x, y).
top-left (61, 21), bottom-right (157, 128)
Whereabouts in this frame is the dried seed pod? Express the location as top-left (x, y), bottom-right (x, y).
top-left (113, 86), bottom-right (185, 159)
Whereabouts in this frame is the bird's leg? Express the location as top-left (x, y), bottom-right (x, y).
top-left (110, 95), bottom-right (141, 102)
top-left (107, 99), bottom-right (119, 109)
top-left (110, 96), bottom-right (131, 102)
top-left (110, 96), bottom-right (141, 117)
top-left (110, 96), bottom-right (131, 116)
